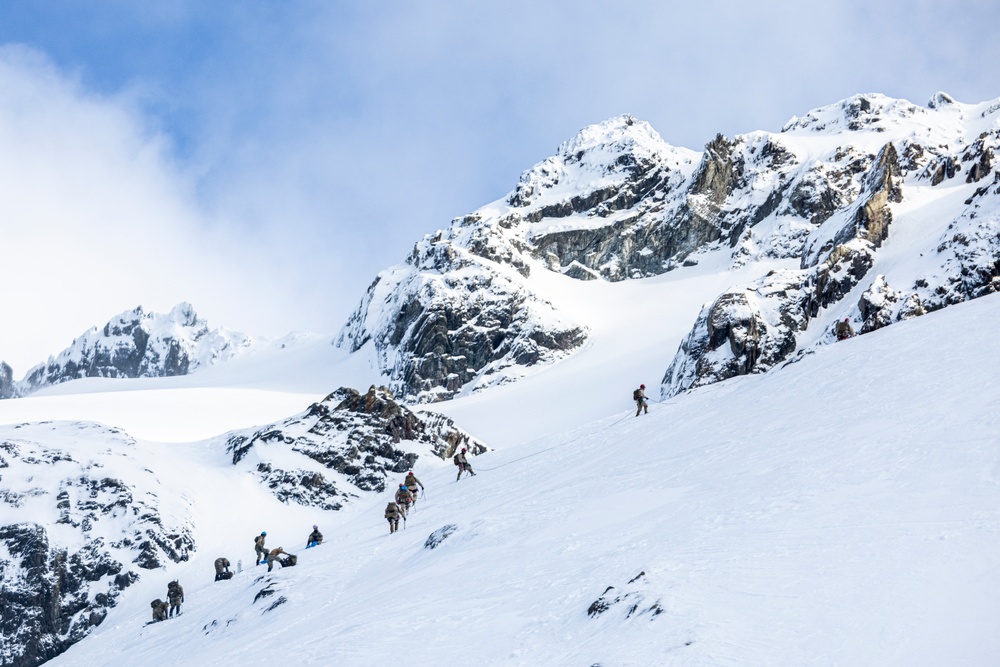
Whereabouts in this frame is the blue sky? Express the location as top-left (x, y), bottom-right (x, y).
top-left (0, 1), bottom-right (997, 371)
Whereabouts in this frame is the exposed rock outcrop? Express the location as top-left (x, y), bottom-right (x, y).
top-left (0, 423), bottom-right (194, 667)
top-left (224, 386), bottom-right (487, 507)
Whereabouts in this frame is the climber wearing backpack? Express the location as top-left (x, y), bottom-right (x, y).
top-left (214, 557), bottom-right (232, 581)
top-left (403, 470), bottom-right (424, 506)
top-left (835, 317), bottom-right (855, 341)
top-left (167, 580), bottom-right (184, 617)
top-left (395, 484), bottom-right (413, 517)
top-left (254, 531), bottom-right (267, 565)
top-left (634, 384), bottom-right (648, 416)
top-left (385, 501), bottom-right (403, 534)
top-left (454, 447), bottom-right (476, 480)
top-left (150, 598), bottom-right (169, 622)
top-left (306, 525), bottom-right (323, 548)
top-left (266, 547), bottom-right (289, 572)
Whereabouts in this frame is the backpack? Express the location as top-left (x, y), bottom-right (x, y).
top-left (453, 454), bottom-right (461, 466)
top-left (633, 389), bottom-right (641, 401)
top-left (151, 599), bottom-right (162, 609)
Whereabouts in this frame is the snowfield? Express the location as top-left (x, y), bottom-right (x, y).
top-left (13, 290), bottom-right (998, 666)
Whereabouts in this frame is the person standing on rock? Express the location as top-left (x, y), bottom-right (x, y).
top-left (835, 317), bottom-right (855, 341)
top-left (403, 470), bottom-right (424, 506)
top-left (167, 580), bottom-right (184, 617)
top-left (455, 447), bottom-right (476, 480)
top-left (385, 501), bottom-right (403, 534)
top-left (306, 525), bottom-right (323, 548)
top-left (214, 557), bottom-right (232, 581)
top-left (634, 384), bottom-right (649, 416)
top-left (254, 531), bottom-right (268, 565)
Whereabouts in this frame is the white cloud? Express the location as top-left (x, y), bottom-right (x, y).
top-left (0, 46), bottom-right (303, 374)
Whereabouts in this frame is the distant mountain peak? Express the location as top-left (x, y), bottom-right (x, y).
top-left (3, 302), bottom-right (253, 398)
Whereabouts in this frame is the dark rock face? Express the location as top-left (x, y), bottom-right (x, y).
top-left (663, 271), bottom-right (809, 393)
top-left (664, 142), bottom-right (905, 396)
top-left (0, 362), bottom-right (13, 400)
top-left (225, 386), bottom-right (486, 507)
top-left (337, 235), bottom-right (588, 402)
top-left (0, 424), bottom-right (193, 667)
top-left (7, 303), bottom-right (251, 399)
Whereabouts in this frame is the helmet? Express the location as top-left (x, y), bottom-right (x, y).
top-left (844, 317), bottom-right (850, 321)
top-left (408, 471), bottom-right (413, 475)
top-left (462, 448), bottom-right (467, 452)
top-left (401, 485), bottom-right (408, 490)
top-left (312, 525), bottom-right (318, 530)
top-left (399, 483), bottom-right (403, 487)
top-left (640, 384), bottom-right (645, 388)
top-left (261, 531), bottom-right (266, 536)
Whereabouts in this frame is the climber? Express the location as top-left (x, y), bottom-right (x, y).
top-left (167, 580), bottom-right (184, 617)
top-left (266, 546), bottom-right (289, 572)
top-left (835, 317), bottom-right (855, 341)
top-left (214, 557), bottom-right (232, 581)
top-left (395, 484), bottom-right (413, 517)
top-left (403, 470), bottom-right (425, 506)
top-left (454, 447), bottom-right (476, 480)
top-left (254, 531), bottom-right (268, 565)
top-left (385, 501), bottom-right (403, 534)
top-left (150, 598), bottom-right (169, 622)
top-left (634, 384), bottom-right (649, 416)
top-left (306, 525), bottom-right (323, 548)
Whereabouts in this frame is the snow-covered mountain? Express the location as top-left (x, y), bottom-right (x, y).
top-left (2, 91), bottom-right (1000, 667)
top-left (0, 384), bottom-right (483, 667)
top-left (337, 93), bottom-right (1000, 404)
top-left (663, 92), bottom-right (1000, 396)
top-left (12, 286), bottom-right (1000, 667)
top-left (0, 303), bottom-right (254, 399)
top-left (0, 421), bottom-right (195, 667)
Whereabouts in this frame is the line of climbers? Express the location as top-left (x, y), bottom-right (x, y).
top-left (385, 469), bottom-right (425, 534)
top-left (148, 459), bottom-right (476, 622)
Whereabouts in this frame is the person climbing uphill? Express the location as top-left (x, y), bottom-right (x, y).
top-left (395, 484), bottom-right (413, 517)
top-left (167, 580), bottom-right (184, 617)
top-left (385, 501), bottom-right (403, 534)
top-left (306, 525), bottom-right (323, 548)
top-left (403, 470), bottom-right (424, 507)
top-left (835, 317), bottom-right (855, 341)
top-left (634, 384), bottom-right (649, 416)
top-left (254, 531), bottom-right (268, 565)
top-left (454, 447), bottom-right (476, 480)
top-left (150, 598), bottom-right (169, 622)
top-left (214, 557), bottom-right (232, 581)
top-left (266, 547), bottom-right (289, 572)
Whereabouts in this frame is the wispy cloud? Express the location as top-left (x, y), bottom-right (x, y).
top-left (0, 1), bottom-right (997, 372)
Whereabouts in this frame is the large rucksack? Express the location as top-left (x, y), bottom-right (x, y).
top-left (453, 454), bottom-right (461, 466)
top-left (633, 388), bottom-right (641, 401)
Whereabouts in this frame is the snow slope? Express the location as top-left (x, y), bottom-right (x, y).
top-left (34, 291), bottom-right (1000, 666)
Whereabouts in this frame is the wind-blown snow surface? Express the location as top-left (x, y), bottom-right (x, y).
top-left (38, 292), bottom-right (1000, 666)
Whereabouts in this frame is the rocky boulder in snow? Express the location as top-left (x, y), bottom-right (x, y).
top-left (224, 386), bottom-right (486, 509)
top-left (0, 423), bottom-right (194, 667)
